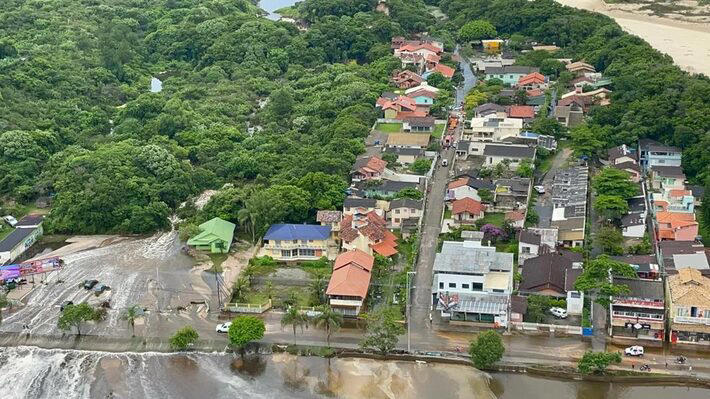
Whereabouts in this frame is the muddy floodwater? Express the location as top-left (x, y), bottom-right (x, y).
top-left (0, 346), bottom-right (708, 399)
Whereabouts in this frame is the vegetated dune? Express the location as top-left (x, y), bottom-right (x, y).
top-left (557, 0), bottom-right (710, 76)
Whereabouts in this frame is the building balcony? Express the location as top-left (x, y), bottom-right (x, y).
top-left (266, 243), bottom-right (327, 250)
top-left (330, 298), bottom-right (364, 308)
top-left (674, 316), bottom-right (710, 326)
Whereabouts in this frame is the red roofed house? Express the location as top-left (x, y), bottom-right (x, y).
top-left (392, 70), bottom-right (424, 89)
top-left (505, 210), bottom-right (526, 228)
top-left (326, 249), bottom-right (375, 316)
top-left (430, 63), bottom-right (455, 79)
top-left (506, 105), bottom-right (535, 120)
top-left (656, 211), bottom-right (699, 241)
top-left (395, 42), bottom-right (442, 58)
top-left (340, 212), bottom-right (399, 257)
top-left (516, 72), bottom-right (547, 91)
top-left (350, 156), bottom-right (388, 182)
top-left (378, 96), bottom-right (419, 119)
top-left (451, 198), bottom-right (486, 223)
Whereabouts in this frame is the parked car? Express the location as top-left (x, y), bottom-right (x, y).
top-left (625, 346), bottom-right (644, 357)
top-left (533, 185), bottom-right (545, 194)
top-left (549, 307), bottom-right (568, 319)
top-left (93, 283), bottom-right (110, 293)
top-left (2, 215), bottom-right (18, 227)
top-left (6, 277), bottom-right (27, 285)
top-left (60, 300), bottom-right (73, 311)
top-left (83, 280), bottom-right (99, 290)
top-left (215, 322), bottom-right (232, 333)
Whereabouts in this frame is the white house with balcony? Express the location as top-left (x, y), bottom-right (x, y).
top-left (261, 224), bottom-right (336, 261)
top-left (609, 277), bottom-right (665, 343)
top-left (669, 268), bottom-right (710, 347)
top-left (639, 139), bottom-right (682, 171)
top-left (432, 239), bottom-right (514, 327)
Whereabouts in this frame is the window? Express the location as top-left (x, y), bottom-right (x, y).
top-left (292, 240), bottom-right (298, 244)
top-left (677, 308), bottom-right (689, 317)
top-left (448, 283), bottom-right (456, 288)
top-left (492, 289), bottom-right (505, 293)
top-left (521, 246), bottom-right (531, 254)
top-left (462, 284), bottom-right (470, 289)
top-left (471, 283), bottom-right (483, 291)
top-left (394, 218), bottom-right (400, 223)
top-left (281, 250), bottom-right (292, 257)
top-left (570, 292), bottom-right (581, 298)
top-left (395, 209), bottom-right (400, 214)
top-left (439, 282), bottom-right (444, 289)
top-left (299, 249), bottom-right (315, 257)
top-left (263, 240), bottom-right (269, 245)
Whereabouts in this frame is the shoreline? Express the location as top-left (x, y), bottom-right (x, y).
top-left (3, 332), bottom-right (710, 389)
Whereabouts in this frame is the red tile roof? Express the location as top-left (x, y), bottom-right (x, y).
top-left (433, 63), bottom-right (455, 78)
top-left (526, 88), bottom-right (544, 97)
top-left (517, 72), bottom-right (545, 86)
top-left (447, 177), bottom-right (469, 190)
top-left (399, 43), bottom-right (442, 54)
top-left (326, 255), bottom-right (372, 298)
top-left (334, 249), bottom-right (374, 272)
top-left (657, 211), bottom-right (698, 229)
top-left (452, 198), bottom-right (485, 216)
top-left (372, 242), bottom-right (398, 256)
top-left (505, 210), bottom-right (526, 221)
top-left (668, 189), bottom-right (691, 198)
top-left (507, 105), bottom-right (535, 119)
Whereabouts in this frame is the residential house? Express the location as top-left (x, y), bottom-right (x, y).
top-left (358, 179), bottom-right (422, 198)
top-left (316, 211), bottom-right (343, 241)
top-left (658, 240), bottom-right (707, 273)
top-left (432, 240), bottom-right (514, 327)
top-left (515, 72), bottom-right (547, 91)
top-left (628, 196), bottom-right (648, 218)
top-left (505, 210), bottom-right (525, 228)
top-left (689, 185), bottom-right (705, 207)
top-left (405, 82), bottom-right (440, 107)
top-left (650, 166), bottom-right (685, 191)
top-left (472, 55), bottom-right (515, 73)
top-left (565, 61), bottom-right (596, 76)
top-left (554, 103), bottom-right (584, 128)
top-left (672, 253), bottom-right (709, 272)
top-left (392, 70), bottom-right (423, 89)
top-left (456, 140), bottom-right (474, 158)
top-left (607, 144), bottom-right (637, 165)
top-left (485, 66), bottom-right (540, 85)
top-left (537, 134), bottom-right (558, 151)
top-left (656, 211), bottom-right (698, 241)
top-left (551, 167), bottom-right (589, 210)
top-left (343, 197), bottom-right (379, 216)
top-left (186, 217), bottom-right (235, 254)
top-left (377, 95), bottom-right (421, 119)
top-left (340, 212), bottom-right (398, 257)
top-left (451, 198), bottom-right (486, 224)
top-left (518, 229), bottom-right (552, 265)
top-left (668, 268), bottom-right (710, 346)
top-left (386, 132), bottom-right (431, 149)
top-left (613, 162), bottom-right (641, 182)
top-left (519, 252), bottom-right (584, 315)
top-left (610, 277), bottom-right (665, 342)
top-left (326, 249), bottom-right (375, 317)
top-left (446, 177), bottom-right (495, 203)
top-left (621, 213), bottom-right (646, 238)
top-left (474, 103), bottom-right (506, 118)
top-left (483, 144), bottom-right (536, 170)
top-left (572, 74), bottom-right (611, 90)
top-left (551, 210), bottom-right (586, 248)
top-left (427, 63), bottom-right (455, 79)
top-left (388, 198), bottom-right (423, 229)
top-left (350, 156), bottom-right (388, 182)
top-left (559, 88), bottom-right (611, 109)
top-left (638, 139), bottom-right (682, 171)
top-left (383, 147), bottom-right (423, 165)
top-left (0, 215), bottom-right (45, 264)
top-left (261, 224), bottom-right (334, 261)
top-left (652, 187), bottom-right (694, 214)
top-left (493, 177), bottom-right (531, 210)
top-left (403, 117), bottom-right (435, 133)
top-left (506, 105), bottom-right (535, 123)
top-left (612, 255), bottom-right (660, 280)
top-left (463, 116), bottom-right (524, 153)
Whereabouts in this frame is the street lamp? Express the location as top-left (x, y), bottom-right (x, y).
top-left (406, 271), bottom-right (417, 353)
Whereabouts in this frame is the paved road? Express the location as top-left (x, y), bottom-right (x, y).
top-left (454, 45), bottom-right (476, 106)
top-left (534, 147), bottom-right (572, 227)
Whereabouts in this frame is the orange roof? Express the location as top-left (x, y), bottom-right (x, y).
top-left (505, 210), bottom-right (525, 221)
top-left (396, 110), bottom-right (428, 119)
top-left (447, 177), bottom-right (469, 190)
top-left (433, 63), bottom-right (455, 78)
top-left (326, 263), bottom-right (371, 298)
top-left (371, 241), bottom-right (398, 257)
top-left (526, 88), bottom-right (544, 97)
top-left (399, 43), bottom-right (442, 54)
top-left (507, 105), bottom-right (535, 119)
top-left (669, 189), bottom-right (691, 197)
top-left (658, 229), bottom-right (675, 240)
top-left (426, 53), bottom-right (441, 63)
top-left (334, 249), bottom-right (374, 272)
top-left (452, 198), bottom-right (485, 216)
top-left (518, 72), bottom-right (545, 86)
top-left (363, 156), bottom-right (387, 173)
top-left (656, 211), bottom-right (695, 224)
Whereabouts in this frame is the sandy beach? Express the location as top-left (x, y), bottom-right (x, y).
top-left (557, 0), bottom-right (710, 76)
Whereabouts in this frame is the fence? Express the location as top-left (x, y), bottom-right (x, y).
top-left (223, 299), bottom-right (272, 314)
top-left (510, 321), bottom-right (583, 335)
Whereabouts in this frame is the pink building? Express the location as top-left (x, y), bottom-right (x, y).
top-left (657, 211), bottom-right (699, 241)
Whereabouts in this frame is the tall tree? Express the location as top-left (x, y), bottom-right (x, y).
top-left (57, 303), bottom-right (96, 336)
top-left (281, 306), bottom-right (309, 345)
top-left (228, 316), bottom-right (266, 350)
top-left (570, 123), bottom-right (605, 159)
top-left (595, 225), bottom-right (624, 255)
top-left (121, 305), bottom-right (142, 337)
top-left (469, 330), bottom-right (505, 369)
top-left (594, 195), bottom-right (629, 221)
top-left (574, 256), bottom-right (637, 307)
top-left (360, 305), bottom-right (404, 355)
top-left (592, 168), bottom-right (638, 199)
top-left (313, 305), bottom-right (343, 347)
top-left (458, 20), bottom-right (497, 42)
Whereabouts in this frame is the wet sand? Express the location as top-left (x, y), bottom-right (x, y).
top-left (557, 0), bottom-right (710, 76)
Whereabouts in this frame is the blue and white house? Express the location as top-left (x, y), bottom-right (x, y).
top-left (260, 224), bottom-right (336, 261)
top-left (638, 139), bottom-right (682, 171)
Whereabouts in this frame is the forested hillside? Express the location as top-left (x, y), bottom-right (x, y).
top-left (1, 0), bottom-right (708, 237)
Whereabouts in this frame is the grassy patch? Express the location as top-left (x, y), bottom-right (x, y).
top-left (208, 253), bottom-right (228, 273)
top-left (479, 212), bottom-right (505, 227)
top-left (244, 256), bottom-right (278, 277)
top-left (375, 123), bottom-right (403, 133)
top-left (299, 257), bottom-right (332, 278)
top-left (0, 226), bottom-right (14, 241)
top-left (433, 123), bottom-right (445, 138)
top-left (444, 209), bottom-right (452, 219)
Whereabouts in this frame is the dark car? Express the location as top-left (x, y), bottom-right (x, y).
top-left (83, 280), bottom-right (99, 290)
top-left (60, 300), bottom-right (73, 311)
top-left (93, 283), bottom-right (110, 293)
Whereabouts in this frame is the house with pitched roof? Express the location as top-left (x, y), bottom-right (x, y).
top-left (383, 147), bottom-right (423, 166)
top-left (650, 165), bottom-right (685, 191)
top-left (326, 249), bottom-right (375, 317)
top-left (350, 156), bottom-right (388, 182)
top-left (0, 215), bottom-right (45, 264)
top-left (669, 268), bottom-right (710, 346)
top-left (340, 211), bottom-right (398, 257)
top-left (612, 255), bottom-right (660, 280)
top-left (483, 144), bottom-right (535, 170)
top-left (446, 177), bottom-right (495, 202)
top-left (610, 276), bottom-right (665, 343)
top-left (518, 229), bottom-right (553, 265)
top-left (554, 102), bottom-right (584, 128)
top-left (186, 217), bottom-right (235, 254)
top-left (493, 177), bottom-right (531, 210)
top-left (515, 72), bottom-right (547, 91)
top-left (342, 197), bottom-right (381, 217)
top-left (388, 198), bottom-right (423, 229)
top-left (403, 117), bottom-right (435, 133)
top-left (317, 210), bottom-right (343, 241)
top-left (451, 198), bottom-right (486, 224)
top-left (474, 103), bottom-right (506, 118)
top-left (607, 144), bottom-right (637, 165)
top-left (392, 70), bottom-right (423, 89)
top-left (656, 211), bottom-right (698, 241)
top-left (638, 139), bottom-right (682, 171)
top-left (485, 66), bottom-right (540, 85)
top-left (612, 161), bottom-right (641, 182)
top-left (505, 210), bottom-right (525, 228)
top-left (261, 224), bottom-right (334, 261)
top-left (565, 61), bottom-right (596, 76)
top-left (428, 63), bottom-right (455, 79)
top-left (652, 187), bottom-right (694, 214)
top-left (376, 95), bottom-right (421, 119)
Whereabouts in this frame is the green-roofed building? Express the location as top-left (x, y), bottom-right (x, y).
top-left (186, 217), bottom-right (235, 253)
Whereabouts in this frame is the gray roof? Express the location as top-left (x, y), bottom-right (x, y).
top-left (612, 277), bottom-right (664, 301)
top-left (483, 145), bottom-right (535, 158)
top-left (563, 204), bottom-right (586, 218)
top-left (621, 212), bottom-right (645, 227)
top-left (672, 253), bottom-right (709, 270)
top-left (627, 197), bottom-right (646, 213)
top-left (613, 161), bottom-right (640, 173)
top-left (433, 241), bottom-right (513, 274)
top-left (651, 165), bottom-right (685, 178)
top-left (365, 180), bottom-right (420, 193)
top-left (0, 227), bottom-right (37, 252)
top-left (495, 178), bottom-right (531, 194)
top-left (510, 295), bottom-right (528, 314)
top-left (343, 197), bottom-right (377, 208)
top-left (384, 147), bottom-right (424, 157)
top-left (519, 230), bottom-right (541, 246)
top-left (457, 140), bottom-right (471, 151)
top-left (474, 103), bottom-right (505, 116)
top-left (390, 198), bottom-right (423, 210)
top-left (405, 117), bottom-right (435, 128)
top-left (442, 293), bottom-right (509, 314)
top-left (486, 65), bottom-right (540, 75)
top-left (469, 178), bottom-right (496, 191)
top-left (15, 214), bottom-right (44, 227)
top-left (689, 185), bottom-right (705, 199)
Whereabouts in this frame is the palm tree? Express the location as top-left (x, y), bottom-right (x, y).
top-left (121, 305), bottom-right (141, 337)
top-left (309, 276), bottom-right (328, 306)
top-left (281, 306), bottom-right (308, 345)
top-left (0, 294), bottom-right (10, 325)
top-left (232, 277), bottom-right (250, 303)
top-left (237, 209), bottom-right (257, 243)
top-left (314, 305), bottom-right (343, 347)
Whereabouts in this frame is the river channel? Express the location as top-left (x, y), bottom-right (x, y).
top-left (0, 346), bottom-right (707, 399)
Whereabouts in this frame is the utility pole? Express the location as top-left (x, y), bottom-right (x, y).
top-left (406, 271), bottom-right (416, 353)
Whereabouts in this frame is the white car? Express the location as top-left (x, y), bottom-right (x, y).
top-left (533, 185), bottom-right (545, 194)
top-left (624, 345), bottom-right (644, 357)
top-left (215, 322), bottom-right (232, 333)
top-left (2, 215), bottom-right (18, 227)
top-left (549, 307), bottom-right (568, 319)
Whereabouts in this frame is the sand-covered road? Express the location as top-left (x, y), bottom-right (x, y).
top-left (557, 0), bottom-right (710, 76)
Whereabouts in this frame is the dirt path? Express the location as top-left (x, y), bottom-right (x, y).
top-left (556, 0), bottom-right (710, 76)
